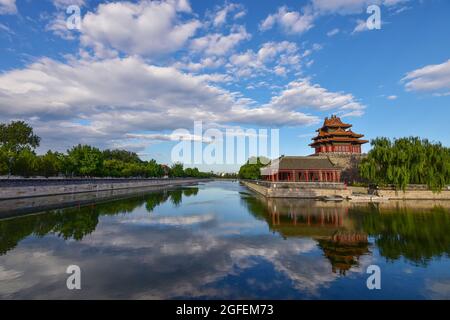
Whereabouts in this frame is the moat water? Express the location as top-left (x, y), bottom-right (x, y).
top-left (1, 181), bottom-right (449, 299)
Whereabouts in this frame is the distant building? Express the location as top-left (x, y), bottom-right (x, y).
top-left (161, 165), bottom-right (170, 178)
top-left (261, 115), bottom-right (367, 182)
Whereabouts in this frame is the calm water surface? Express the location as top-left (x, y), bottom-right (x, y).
top-left (1, 181), bottom-right (450, 299)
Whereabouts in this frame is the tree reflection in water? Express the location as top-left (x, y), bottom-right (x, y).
top-left (241, 194), bottom-right (450, 273)
top-left (241, 194), bottom-right (370, 275)
top-left (0, 187), bottom-right (199, 255)
top-left (351, 204), bottom-right (450, 266)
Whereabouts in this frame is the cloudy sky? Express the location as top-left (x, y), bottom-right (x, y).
top-left (0, 0), bottom-right (449, 170)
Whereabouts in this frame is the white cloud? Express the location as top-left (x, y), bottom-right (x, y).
top-left (260, 0), bottom-right (408, 37)
top-left (312, 0), bottom-right (409, 15)
top-left (258, 41), bottom-right (298, 62)
top-left (46, 1), bottom-right (86, 40)
top-left (80, 0), bottom-right (201, 57)
top-left (0, 56), bottom-right (323, 151)
top-left (0, 22), bottom-right (13, 34)
top-left (210, 3), bottom-right (245, 27)
top-left (126, 132), bottom-right (212, 143)
top-left (227, 41), bottom-right (301, 79)
top-left (402, 59), bottom-right (450, 94)
top-left (0, 0), bottom-right (16, 14)
top-left (274, 66), bottom-right (287, 76)
top-left (387, 95), bottom-right (397, 100)
top-left (123, 214), bottom-right (216, 226)
top-left (213, 7), bottom-right (228, 27)
top-left (173, 57), bottom-right (226, 72)
top-left (233, 10), bottom-right (246, 20)
top-left (312, 0), bottom-right (374, 14)
top-left (52, 0), bottom-right (85, 9)
top-left (352, 19), bottom-right (369, 34)
top-left (266, 79), bottom-right (365, 116)
top-left (383, 0), bottom-right (410, 7)
top-left (46, 12), bottom-right (78, 40)
top-left (327, 28), bottom-right (340, 37)
top-left (259, 6), bottom-right (314, 35)
top-left (194, 73), bottom-right (232, 83)
top-left (190, 25), bottom-right (250, 56)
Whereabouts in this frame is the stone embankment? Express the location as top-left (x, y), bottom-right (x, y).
top-left (242, 180), bottom-right (352, 199)
top-left (243, 180), bottom-right (450, 200)
top-left (376, 186), bottom-right (450, 200)
top-left (0, 178), bottom-right (207, 200)
top-left (0, 178), bottom-right (210, 218)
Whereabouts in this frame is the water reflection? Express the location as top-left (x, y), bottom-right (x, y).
top-left (241, 195), bottom-right (370, 275)
top-left (0, 181), bottom-right (449, 299)
top-left (0, 187), bottom-right (198, 256)
top-left (241, 194), bottom-right (450, 269)
top-left (352, 204), bottom-right (450, 266)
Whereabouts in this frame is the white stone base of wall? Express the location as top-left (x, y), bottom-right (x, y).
top-left (377, 189), bottom-right (450, 200)
top-left (243, 181), bottom-right (352, 199)
top-left (0, 179), bottom-right (207, 200)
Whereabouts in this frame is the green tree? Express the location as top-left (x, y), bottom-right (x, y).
top-left (38, 151), bottom-right (63, 177)
top-left (0, 121), bottom-right (40, 153)
top-left (121, 162), bottom-right (145, 177)
top-left (11, 148), bottom-right (39, 177)
top-left (103, 149), bottom-right (142, 163)
top-left (238, 156), bottom-right (270, 180)
top-left (184, 167), bottom-right (200, 177)
top-left (0, 121), bottom-right (41, 176)
top-left (103, 159), bottom-right (126, 177)
top-left (66, 144), bottom-right (104, 177)
top-left (145, 159), bottom-right (164, 177)
top-left (169, 162), bottom-right (185, 177)
top-left (0, 148), bottom-right (8, 175)
top-left (359, 137), bottom-right (450, 191)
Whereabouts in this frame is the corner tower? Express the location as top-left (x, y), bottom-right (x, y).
top-left (309, 115), bottom-right (368, 154)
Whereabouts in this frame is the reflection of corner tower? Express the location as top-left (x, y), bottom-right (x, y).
top-left (318, 232), bottom-right (369, 275)
top-left (309, 115), bottom-right (368, 155)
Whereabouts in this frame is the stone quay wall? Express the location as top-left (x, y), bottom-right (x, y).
top-left (242, 180), bottom-right (352, 199)
top-left (0, 178), bottom-right (209, 200)
top-left (243, 180), bottom-right (450, 200)
top-left (376, 187), bottom-right (450, 200)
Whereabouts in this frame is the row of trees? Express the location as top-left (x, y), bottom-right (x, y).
top-left (0, 121), bottom-right (212, 178)
top-left (359, 137), bottom-right (450, 191)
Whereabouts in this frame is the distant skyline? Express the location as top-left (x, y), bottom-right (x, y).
top-left (0, 0), bottom-right (449, 172)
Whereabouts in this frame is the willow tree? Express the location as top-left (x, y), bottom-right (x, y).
top-left (359, 137), bottom-right (450, 191)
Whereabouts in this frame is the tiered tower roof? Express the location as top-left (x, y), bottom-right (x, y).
top-left (309, 115), bottom-right (368, 152)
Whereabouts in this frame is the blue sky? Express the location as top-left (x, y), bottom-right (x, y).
top-left (0, 0), bottom-right (449, 172)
